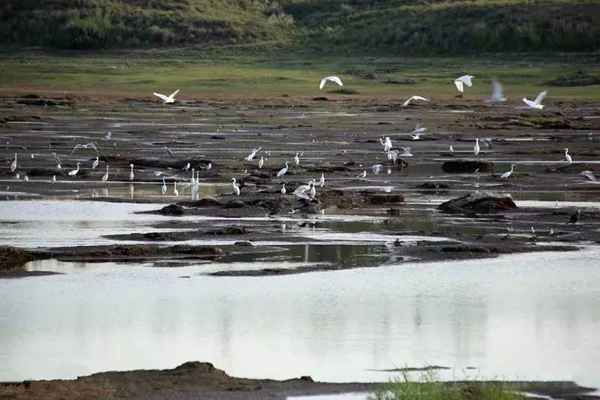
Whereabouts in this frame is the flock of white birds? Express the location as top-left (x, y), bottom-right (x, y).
top-left (5, 72), bottom-right (584, 200)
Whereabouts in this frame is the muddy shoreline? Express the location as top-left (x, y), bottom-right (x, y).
top-left (1, 362), bottom-right (598, 400)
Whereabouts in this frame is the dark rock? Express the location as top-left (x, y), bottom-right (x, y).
top-left (439, 192), bottom-right (517, 213)
top-left (158, 204), bottom-right (186, 216)
top-left (415, 182), bottom-right (450, 191)
top-left (363, 193), bottom-right (405, 205)
top-left (312, 97), bottom-right (329, 101)
top-left (546, 72), bottom-right (600, 87)
top-left (442, 160), bottom-right (494, 173)
top-left (384, 78), bottom-right (417, 85)
top-left (235, 241), bottom-right (253, 247)
top-left (207, 226), bottom-right (249, 235)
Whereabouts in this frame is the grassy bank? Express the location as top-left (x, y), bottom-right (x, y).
top-left (0, 51), bottom-right (599, 99)
top-left (1, 0), bottom-right (599, 54)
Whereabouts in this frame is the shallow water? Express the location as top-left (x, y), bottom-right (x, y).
top-left (1, 249), bottom-right (599, 388)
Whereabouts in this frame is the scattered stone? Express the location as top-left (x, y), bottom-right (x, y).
top-left (439, 192), bottom-right (517, 213)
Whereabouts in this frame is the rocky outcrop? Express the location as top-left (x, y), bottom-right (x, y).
top-left (439, 192), bottom-right (517, 213)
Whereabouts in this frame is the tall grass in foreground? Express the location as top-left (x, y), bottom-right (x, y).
top-left (369, 370), bottom-right (522, 400)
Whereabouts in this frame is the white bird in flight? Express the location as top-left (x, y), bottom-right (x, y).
top-left (153, 89), bottom-right (180, 104)
top-left (319, 76), bottom-right (343, 90)
top-left (454, 75), bottom-right (474, 93)
top-left (580, 170), bottom-right (597, 181)
top-left (357, 170), bottom-right (367, 179)
top-left (501, 164), bottom-right (515, 179)
top-left (104, 131), bottom-right (112, 140)
top-left (523, 91), bottom-right (547, 110)
top-left (245, 147), bottom-right (261, 162)
top-left (402, 96), bottom-right (428, 107)
top-left (412, 123), bottom-right (427, 134)
top-left (71, 142), bottom-right (98, 155)
top-left (486, 79), bottom-right (507, 103)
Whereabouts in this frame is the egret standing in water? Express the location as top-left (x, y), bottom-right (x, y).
top-left (258, 156), bottom-right (264, 169)
top-left (277, 162), bottom-right (288, 180)
top-left (10, 153), bottom-right (17, 172)
top-left (102, 166), bottom-right (109, 182)
top-left (232, 178), bottom-right (241, 196)
top-left (52, 175), bottom-right (56, 183)
top-left (501, 164), bottom-right (515, 179)
top-left (281, 183), bottom-right (286, 195)
top-left (182, 163), bottom-right (190, 172)
top-left (162, 179), bottom-right (167, 195)
top-left (474, 139), bottom-right (480, 156)
top-left (92, 157), bottom-right (99, 169)
top-left (173, 181), bottom-right (179, 197)
top-left (564, 148), bottom-right (572, 164)
top-left (68, 163), bottom-right (80, 177)
top-left (294, 152), bottom-right (300, 166)
top-left (309, 179), bottom-right (317, 199)
top-left (319, 173), bottom-right (325, 188)
top-left (129, 164), bottom-right (134, 181)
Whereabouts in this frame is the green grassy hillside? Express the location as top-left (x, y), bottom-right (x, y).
top-left (1, 0), bottom-right (599, 53)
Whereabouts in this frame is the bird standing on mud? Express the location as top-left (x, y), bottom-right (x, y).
top-left (563, 148), bottom-right (572, 164)
top-left (474, 139), bottom-right (480, 156)
top-left (232, 178), bottom-right (240, 196)
top-left (277, 162), bottom-right (288, 180)
top-left (10, 153), bottom-right (17, 172)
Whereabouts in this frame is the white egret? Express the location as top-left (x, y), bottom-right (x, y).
top-left (24, 175), bottom-right (29, 182)
top-left (68, 162), bottom-right (80, 177)
top-left (153, 89), bottom-right (180, 104)
top-left (277, 162), bottom-right (289, 179)
top-left (319, 76), bottom-right (343, 90)
top-left (10, 153), bottom-right (17, 172)
top-left (501, 164), bottom-right (515, 179)
top-left (384, 137), bottom-right (392, 152)
top-left (232, 178), bottom-right (241, 196)
top-left (309, 179), bottom-right (317, 199)
top-left (71, 142), bottom-right (98, 155)
top-left (357, 170), bottom-right (367, 179)
top-left (52, 175), bottom-right (56, 183)
top-left (190, 169), bottom-right (196, 185)
top-left (104, 131), bottom-right (112, 140)
top-left (402, 96), bottom-right (428, 107)
top-left (30, 154), bottom-right (34, 159)
top-left (92, 157), bottom-right (99, 169)
top-left (294, 180), bottom-right (313, 201)
top-left (400, 147), bottom-right (413, 157)
top-left (281, 183), bottom-right (286, 195)
top-left (53, 153), bottom-right (62, 169)
top-left (129, 164), bottom-right (134, 181)
top-left (410, 132), bottom-right (423, 140)
top-left (206, 162), bottom-right (212, 171)
top-left (162, 179), bottom-right (167, 195)
top-left (580, 170), bottom-right (597, 181)
top-left (245, 147), bottom-right (262, 161)
top-left (372, 164), bottom-right (383, 174)
top-left (182, 163), bottom-right (190, 171)
top-left (412, 123), bottom-right (427, 134)
top-left (319, 173), bottom-right (325, 188)
top-left (173, 181), bottom-right (179, 197)
top-left (294, 152), bottom-right (300, 166)
top-left (102, 166), bottom-right (109, 182)
top-left (564, 148), bottom-right (572, 164)
top-left (474, 139), bottom-right (480, 156)
top-left (486, 79), bottom-right (507, 103)
top-left (523, 91), bottom-right (547, 109)
top-left (454, 75), bottom-right (474, 93)
top-left (258, 156), bottom-right (264, 169)
top-left (449, 146), bottom-right (454, 153)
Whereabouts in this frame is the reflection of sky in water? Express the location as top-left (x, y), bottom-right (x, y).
top-left (1, 249), bottom-right (599, 389)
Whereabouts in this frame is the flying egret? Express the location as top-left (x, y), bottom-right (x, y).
top-left (173, 181), bottom-right (179, 196)
top-left (412, 123), bottom-right (427, 134)
top-left (92, 157), bottom-right (99, 169)
top-left (102, 166), bottom-right (109, 182)
top-left (474, 139), bottom-right (480, 156)
top-left (182, 163), bottom-right (190, 171)
top-left (410, 132), bottom-right (423, 140)
top-left (319, 76), bottom-right (343, 90)
top-left (580, 170), bottom-right (597, 181)
top-left (68, 163), bottom-right (80, 177)
top-left (501, 164), bottom-right (515, 179)
top-left (153, 89), bottom-right (180, 104)
top-left (245, 147), bottom-right (262, 161)
top-left (319, 173), bottom-right (325, 188)
top-left (357, 170), bottom-right (367, 179)
top-left (281, 184), bottom-right (286, 195)
top-left (162, 179), bottom-right (167, 195)
top-left (400, 146), bottom-right (413, 157)
top-left (71, 142), bottom-right (98, 155)
top-left (104, 131), bottom-right (112, 140)
top-left (129, 164), bottom-right (134, 181)
top-left (294, 180), bottom-right (313, 201)
top-left (402, 96), bottom-right (428, 107)
top-left (277, 162), bottom-right (289, 179)
top-left (486, 79), bottom-right (507, 103)
top-left (523, 91), bottom-right (547, 109)
top-left (258, 156), bottom-right (264, 169)
top-left (232, 178), bottom-right (241, 196)
top-left (564, 148), bottom-right (572, 164)
top-left (294, 152), bottom-right (300, 166)
top-left (454, 75), bottom-right (474, 93)
top-left (372, 164), bottom-right (383, 174)
top-left (10, 153), bottom-right (17, 172)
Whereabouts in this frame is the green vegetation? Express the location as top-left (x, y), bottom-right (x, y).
top-left (369, 371), bottom-right (522, 400)
top-left (1, 0), bottom-right (599, 53)
top-left (0, 52), bottom-right (598, 99)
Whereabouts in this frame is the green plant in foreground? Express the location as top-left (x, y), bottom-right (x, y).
top-left (369, 370), bottom-right (523, 400)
